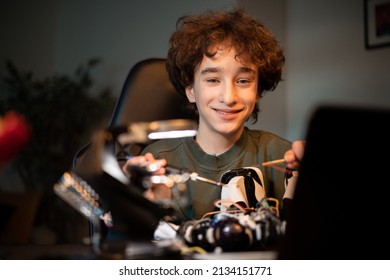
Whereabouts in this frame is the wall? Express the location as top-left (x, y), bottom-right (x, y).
top-left (286, 0), bottom-right (390, 140)
top-left (0, 0), bottom-right (57, 78)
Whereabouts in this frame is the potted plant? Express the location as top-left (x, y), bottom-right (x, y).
top-left (0, 58), bottom-right (116, 244)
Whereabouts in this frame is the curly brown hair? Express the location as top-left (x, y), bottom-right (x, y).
top-left (166, 8), bottom-right (285, 123)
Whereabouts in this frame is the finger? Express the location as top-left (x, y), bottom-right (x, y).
top-left (284, 150), bottom-right (296, 163)
top-left (144, 152), bottom-right (155, 161)
top-left (144, 189), bottom-right (156, 201)
top-left (292, 141), bottom-right (305, 160)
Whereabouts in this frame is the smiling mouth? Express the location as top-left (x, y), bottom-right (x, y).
top-left (214, 109), bottom-right (244, 120)
top-left (215, 108), bottom-right (243, 115)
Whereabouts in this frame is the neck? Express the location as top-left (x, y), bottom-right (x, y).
top-left (195, 126), bottom-right (244, 155)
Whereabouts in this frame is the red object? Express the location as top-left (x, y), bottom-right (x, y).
top-left (0, 111), bottom-right (31, 168)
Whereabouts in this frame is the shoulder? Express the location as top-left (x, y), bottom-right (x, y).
top-left (243, 128), bottom-right (292, 156)
top-left (245, 128), bottom-right (291, 146)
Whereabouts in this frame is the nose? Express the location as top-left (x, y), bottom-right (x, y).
top-left (219, 82), bottom-right (237, 105)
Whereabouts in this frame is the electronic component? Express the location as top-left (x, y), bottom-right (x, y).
top-left (177, 199), bottom-right (284, 252)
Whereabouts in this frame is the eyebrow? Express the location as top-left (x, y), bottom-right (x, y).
top-left (200, 66), bottom-right (255, 75)
top-left (200, 67), bottom-right (219, 75)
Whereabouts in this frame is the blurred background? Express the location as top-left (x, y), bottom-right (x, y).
top-left (0, 0), bottom-right (389, 246)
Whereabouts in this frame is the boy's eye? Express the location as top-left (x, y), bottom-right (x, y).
top-left (237, 79), bottom-right (249, 84)
top-left (206, 78), bottom-right (219, 83)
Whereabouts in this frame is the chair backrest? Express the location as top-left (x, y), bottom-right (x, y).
top-left (72, 58), bottom-right (194, 166)
top-left (108, 57), bottom-right (193, 127)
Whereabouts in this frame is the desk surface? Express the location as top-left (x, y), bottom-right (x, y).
top-left (189, 250), bottom-right (277, 260)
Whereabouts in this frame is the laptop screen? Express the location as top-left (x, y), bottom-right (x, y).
top-left (278, 104), bottom-right (390, 259)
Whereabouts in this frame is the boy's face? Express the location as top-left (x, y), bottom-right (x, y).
top-left (185, 46), bottom-right (258, 138)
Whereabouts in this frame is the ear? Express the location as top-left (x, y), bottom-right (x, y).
top-left (185, 86), bottom-right (196, 103)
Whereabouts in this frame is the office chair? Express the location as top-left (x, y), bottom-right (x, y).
top-left (109, 58), bottom-right (193, 126)
top-left (71, 58), bottom-right (195, 241)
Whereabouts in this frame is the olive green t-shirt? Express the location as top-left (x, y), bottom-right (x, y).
top-left (142, 127), bottom-right (291, 221)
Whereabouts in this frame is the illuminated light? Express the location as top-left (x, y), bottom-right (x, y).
top-left (148, 129), bottom-right (197, 139)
